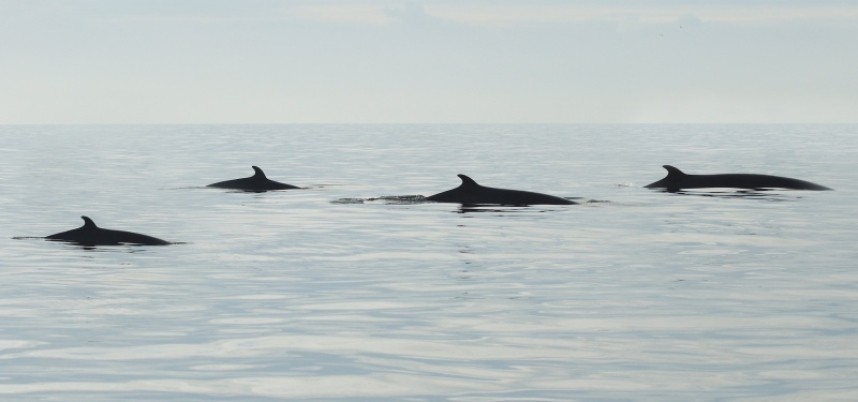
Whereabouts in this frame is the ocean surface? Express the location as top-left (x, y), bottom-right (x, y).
top-left (0, 124), bottom-right (856, 401)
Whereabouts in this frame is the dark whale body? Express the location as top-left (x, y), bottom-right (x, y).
top-left (645, 165), bottom-right (832, 192)
top-left (46, 216), bottom-right (170, 246)
top-left (427, 174), bottom-right (575, 206)
top-left (208, 166), bottom-right (299, 192)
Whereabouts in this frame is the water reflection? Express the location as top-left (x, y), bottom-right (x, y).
top-left (663, 189), bottom-right (797, 200)
top-left (13, 236), bottom-right (168, 253)
top-left (0, 124), bottom-right (854, 401)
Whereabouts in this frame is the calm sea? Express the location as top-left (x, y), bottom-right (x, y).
top-left (0, 124), bottom-right (856, 401)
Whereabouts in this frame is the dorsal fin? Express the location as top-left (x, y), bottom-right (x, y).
top-left (457, 174), bottom-right (480, 187)
top-left (663, 165), bottom-right (685, 177)
top-left (251, 166), bottom-right (267, 179)
top-left (81, 216), bottom-right (97, 229)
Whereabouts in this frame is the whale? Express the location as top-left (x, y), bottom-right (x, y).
top-left (645, 165), bottom-right (832, 192)
top-left (46, 216), bottom-right (171, 246)
top-left (426, 174), bottom-right (576, 206)
top-left (207, 166), bottom-right (300, 192)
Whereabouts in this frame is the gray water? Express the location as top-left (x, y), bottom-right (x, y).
top-left (1, 124), bottom-right (856, 401)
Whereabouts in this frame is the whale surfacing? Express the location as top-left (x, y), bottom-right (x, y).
top-left (46, 216), bottom-right (171, 246)
top-left (427, 174), bottom-right (575, 206)
top-left (645, 165), bottom-right (832, 192)
top-left (208, 166), bottom-right (300, 192)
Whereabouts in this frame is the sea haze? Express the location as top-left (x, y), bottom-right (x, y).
top-left (0, 124), bottom-right (856, 401)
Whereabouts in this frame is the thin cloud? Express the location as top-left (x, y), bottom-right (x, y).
top-left (266, 2), bottom-right (858, 27)
top-left (13, 2), bottom-right (854, 27)
top-left (424, 3), bottom-right (858, 27)
top-left (282, 3), bottom-right (392, 25)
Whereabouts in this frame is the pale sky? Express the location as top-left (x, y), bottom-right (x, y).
top-left (1, 0), bottom-right (856, 124)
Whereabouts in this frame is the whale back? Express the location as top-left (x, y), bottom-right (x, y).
top-left (46, 216), bottom-right (170, 246)
top-left (208, 166), bottom-right (299, 192)
top-left (427, 174), bottom-right (575, 205)
top-left (644, 165), bottom-right (685, 191)
top-left (425, 175), bottom-right (476, 202)
top-left (645, 165), bottom-right (832, 192)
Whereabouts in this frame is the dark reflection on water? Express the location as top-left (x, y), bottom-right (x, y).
top-left (13, 236), bottom-right (178, 252)
top-left (661, 189), bottom-right (798, 201)
top-left (455, 206), bottom-right (553, 214)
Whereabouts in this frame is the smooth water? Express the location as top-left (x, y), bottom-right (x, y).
top-left (1, 125), bottom-right (856, 401)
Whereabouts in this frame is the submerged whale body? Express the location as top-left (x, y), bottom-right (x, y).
top-left (427, 174), bottom-right (575, 206)
top-left (46, 216), bottom-right (171, 246)
top-left (207, 166), bottom-right (299, 192)
top-left (645, 165), bottom-right (832, 192)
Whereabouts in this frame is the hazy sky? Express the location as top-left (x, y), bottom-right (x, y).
top-left (1, 0), bottom-right (856, 124)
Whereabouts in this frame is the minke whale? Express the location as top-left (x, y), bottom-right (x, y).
top-left (645, 165), bottom-right (832, 192)
top-left (208, 166), bottom-right (300, 192)
top-left (46, 216), bottom-right (171, 246)
top-left (427, 174), bottom-right (575, 206)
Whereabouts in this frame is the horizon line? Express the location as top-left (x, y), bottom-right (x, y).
top-left (2, 122), bottom-right (856, 126)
